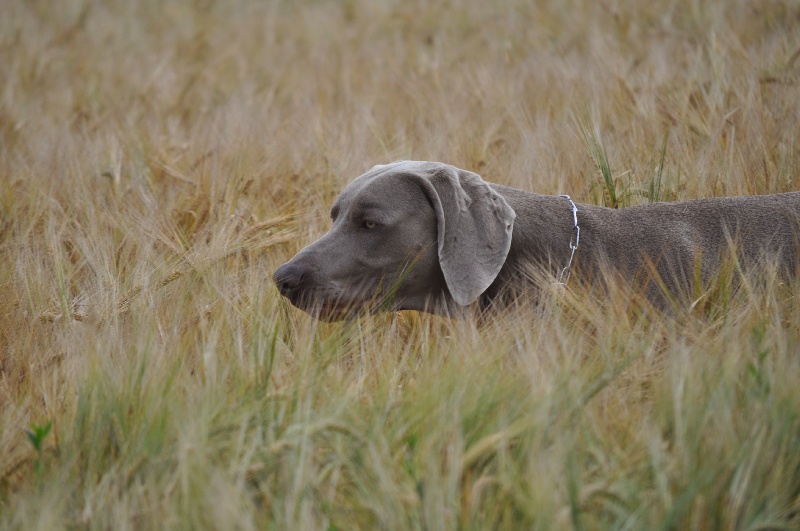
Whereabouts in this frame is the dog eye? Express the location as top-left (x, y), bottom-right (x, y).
top-left (363, 220), bottom-right (377, 229)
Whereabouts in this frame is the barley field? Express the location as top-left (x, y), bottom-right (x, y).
top-left (2, 0), bottom-right (800, 529)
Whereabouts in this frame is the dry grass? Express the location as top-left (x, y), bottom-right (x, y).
top-left (2, 0), bottom-right (800, 528)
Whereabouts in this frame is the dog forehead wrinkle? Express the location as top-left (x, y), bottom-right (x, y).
top-left (335, 162), bottom-right (455, 215)
top-left (350, 171), bottom-right (430, 217)
top-left (331, 173), bottom-right (375, 214)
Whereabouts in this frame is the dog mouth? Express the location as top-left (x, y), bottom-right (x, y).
top-left (283, 291), bottom-right (378, 322)
top-left (277, 277), bottom-right (400, 321)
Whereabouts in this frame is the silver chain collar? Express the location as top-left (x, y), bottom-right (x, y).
top-left (555, 194), bottom-right (580, 286)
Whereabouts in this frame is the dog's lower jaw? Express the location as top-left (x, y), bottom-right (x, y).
top-left (300, 290), bottom-right (466, 321)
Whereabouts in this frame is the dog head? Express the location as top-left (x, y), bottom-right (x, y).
top-left (273, 161), bottom-right (515, 320)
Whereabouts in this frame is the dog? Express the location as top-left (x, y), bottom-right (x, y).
top-left (274, 161), bottom-right (800, 320)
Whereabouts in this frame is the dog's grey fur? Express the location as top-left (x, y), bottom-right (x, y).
top-left (274, 161), bottom-right (800, 320)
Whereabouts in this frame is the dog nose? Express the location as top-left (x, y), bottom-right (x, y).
top-left (273, 262), bottom-right (308, 297)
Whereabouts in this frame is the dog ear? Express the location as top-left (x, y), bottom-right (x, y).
top-left (415, 165), bottom-right (516, 306)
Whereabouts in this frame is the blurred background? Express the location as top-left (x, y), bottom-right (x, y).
top-left (1, 1), bottom-right (799, 528)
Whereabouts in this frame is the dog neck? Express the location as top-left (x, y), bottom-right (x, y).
top-left (481, 184), bottom-right (589, 308)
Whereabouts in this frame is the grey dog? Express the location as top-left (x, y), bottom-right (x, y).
top-left (274, 161), bottom-right (800, 320)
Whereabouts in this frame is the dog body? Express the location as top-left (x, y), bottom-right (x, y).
top-left (274, 161), bottom-right (800, 319)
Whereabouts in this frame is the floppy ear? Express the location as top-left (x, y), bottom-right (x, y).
top-left (415, 166), bottom-right (516, 306)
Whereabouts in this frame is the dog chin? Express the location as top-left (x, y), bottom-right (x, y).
top-left (298, 300), bottom-right (372, 322)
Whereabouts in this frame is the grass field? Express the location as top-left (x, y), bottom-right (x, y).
top-left (2, 0), bottom-right (800, 528)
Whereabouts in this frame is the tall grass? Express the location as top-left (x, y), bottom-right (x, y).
top-left (574, 112), bottom-right (623, 208)
top-left (1, 0), bottom-right (799, 528)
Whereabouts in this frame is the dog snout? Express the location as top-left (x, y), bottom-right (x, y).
top-left (273, 262), bottom-right (311, 298)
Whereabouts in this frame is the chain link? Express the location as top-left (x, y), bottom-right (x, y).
top-left (555, 194), bottom-right (580, 286)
